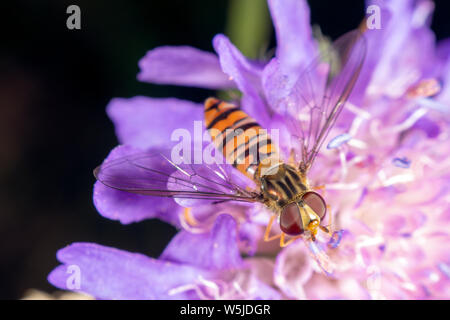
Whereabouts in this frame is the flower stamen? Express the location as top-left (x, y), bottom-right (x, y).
top-left (179, 208), bottom-right (209, 234)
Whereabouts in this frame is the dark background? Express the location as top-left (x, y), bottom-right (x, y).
top-left (0, 0), bottom-right (448, 299)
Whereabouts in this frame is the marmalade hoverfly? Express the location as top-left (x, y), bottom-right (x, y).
top-left (95, 30), bottom-right (366, 274)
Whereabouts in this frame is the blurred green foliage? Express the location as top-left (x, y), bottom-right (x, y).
top-left (226, 0), bottom-right (272, 59)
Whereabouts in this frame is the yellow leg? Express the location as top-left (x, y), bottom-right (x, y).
top-left (313, 185), bottom-right (326, 191)
top-left (320, 204), bottom-right (333, 236)
top-left (327, 204), bottom-right (332, 230)
top-left (264, 214), bottom-right (282, 242)
top-left (264, 214), bottom-right (302, 247)
top-left (280, 232), bottom-right (302, 247)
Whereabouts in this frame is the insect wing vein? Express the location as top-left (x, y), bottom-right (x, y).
top-left (94, 149), bottom-right (259, 203)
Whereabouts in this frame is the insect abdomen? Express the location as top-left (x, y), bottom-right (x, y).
top-left (204, 98), bottom-right (278, 180)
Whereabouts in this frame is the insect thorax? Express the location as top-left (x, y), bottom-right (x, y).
top-left (259, 163), bottom-right (310, 212)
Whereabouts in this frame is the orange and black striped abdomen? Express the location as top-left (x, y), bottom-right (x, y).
top-left (204, 97), bottom-right (279, 180)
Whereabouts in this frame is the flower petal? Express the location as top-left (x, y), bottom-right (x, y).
top-left (262, 58), bottom-right (290, 112)
top-left (274, 241), bottom-right (314, 299)
top-left (364, 0), bottom-right (436, 99)
top-left (107, 96), bottom-right (203, 150)
top-left (304, 273), bottom-right (370, 299)
top-left (436, 39), bottom-right (450, 108)
top-left (232, 258), bottom-right (282, 300)
top-left (160, 214), bottom-right (243, 270)
top-left (238, 220), bottom-right (263, 256)
top-left (93, 145), bottom-right (182, 225)
top-left (137, 46), bottom-right (235, 89)
top-left (411, 116), bottom-right (440, 138)
top-left (267, 0), bottom-right (316, 75)
top-left (212, 34), bottom-right (270, 127)
top-left (48, 242), bottom-right (211, 299)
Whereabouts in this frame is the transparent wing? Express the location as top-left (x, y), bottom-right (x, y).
top-left (304, 237), bottom-right (335, 276)
top-left (279, 29), bottom-right (367, 172)
top-left (94, 149), bottom-right (261, 204)
top-left (303, 229), bottom-right (344, 276)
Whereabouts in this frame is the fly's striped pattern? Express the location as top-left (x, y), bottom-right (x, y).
top-left (204, 97), bottom-right (279, 180)
top-left (260, 163), bottom-right (308, 206)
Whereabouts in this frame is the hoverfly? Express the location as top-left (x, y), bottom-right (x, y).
top-left (94, 30), bottom-right (366, 274)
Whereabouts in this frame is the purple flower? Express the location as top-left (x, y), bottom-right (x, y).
top-left (49, 0), bottom-right (450, 299)
top-left (49, 214), bottom-right (280, 299)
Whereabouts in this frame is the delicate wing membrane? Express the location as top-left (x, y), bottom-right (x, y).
top-left (304, 238), bottom-right (335, 276)
top-left (94, 149), bottom-right (260, 203)
top-left (279, 30), bottom-right (367, 172)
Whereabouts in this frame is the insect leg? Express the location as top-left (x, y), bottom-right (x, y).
top-left (280, 232), bottom-right (302, 247)
top-left (320, 204), bottom-right (333, 236)
top-left (264, 214), bottom-right (282, 242)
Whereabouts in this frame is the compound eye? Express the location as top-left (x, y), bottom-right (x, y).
top-left (302, 192), bottom-right (327, 219)
top-left (279, 203), bottom-right (304, 236)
